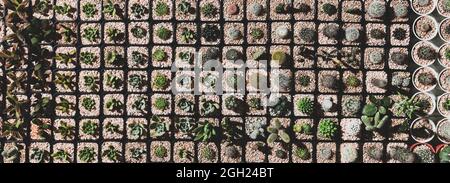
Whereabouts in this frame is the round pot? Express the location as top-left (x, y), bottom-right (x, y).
top-left (439, 68), bottom-right (450, 92)
top-left (436, 144), bottom-right (450, 163)
top-left (439, 18), bottom-right (450, 43)
top-left (437, 0), bottom-right (450, 17)
top-left (410, 118), bottom-right (436, 143)
top-left (413, 92), bottom-right (437, 116)
top-left (412, 0), bottom-right (438, 15)
top-left (413, 15), bottom-right (439, 41)
top-left (410, 143), bottom-right (436, 153)
top-left (437, 93), bottom-right (450, 117)
top-left (437, 43), bottom-right (450, 67)
top-left (412, 41), bottom-right (438, 66)
top-left (437, 118), bottom-right (450, 143)
top-left (412, 66), bottom-right (439, 92)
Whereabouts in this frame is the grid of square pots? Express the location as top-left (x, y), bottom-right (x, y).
top-left (0, 0), bottom-right (418, 163)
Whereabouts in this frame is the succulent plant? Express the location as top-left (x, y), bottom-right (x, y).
top-left (52, 149), bottom-right (71, 162)
top-left (246, 118), bottom-right (267, 139)
top-left (361, 96), bottom-right (391, 131)
top-left (343, 28), bottom-right (359, 43)
top-left (102, 145), bottom-right (121, 162)
top-left (82, 26), bottom-right (100, 42)
top-left (418, 72), bottom-right (436, 85)
top-left (418, 0), bottom-right (431, 7)
top-left (175, 117), bottom-right (195, 133)
top-left (293, 123), bottom-right (313, 135)
top-left (201, 146), bottom-right (216, 161)
top-left (345, 75), bottom-right (361, 87)
top-left (370, 29), bottom-right (385, 40)
top-left (106, 98), bottom-right (123, 112)
top-left (128, 74), bottom-right (144, 89)
top-left (181, 27), bottom-right (195, 43)
top-left (298, 3), bottom-right (311, 13)
top-left (275, 149), bottom-right (288, 159)
top-left (177, 98), bottom-right (194, 113)
top-left (200, 99), bottom-right (218, 116)
top-left (341, 145), bottom-right (358, 163)
top-left (345, 8), bottom-right (362, 15)
top-left (296, 97), bottom-right (314, 115)
top-left (275, 3), bottom-right (289, 14)
top-left (323, 24), bottom-right (339, 39)
top-left (250, 3), bottom-right (264, 16)
top-left (299, 28), bottom-right (316, 42)
top-left (56, 121), bottom-right (75, 140)
top-left (154, 97), bottom-right (169, 111)
top-left (79, 147), bottom-right (96, 163)
top-left (224, 146), bottom-right (239, 159)
top-left (81, 120), bottom-right (99, 136)
top-left (156, 27), bottom-right (172, 40)
top-left (227, 28), bottom-right (241, 40)
top-left (318, 119), bottom-right (338, 139)
top-left (130, 3), bottom-right (147, 18)
top-left (178, 1), bottom-right (192, 14)
top-left (298, 75), bottom-right (311, 86)
top-left (128, 121), bottom-right (146, 139)
top-left (202, 24), bottom-right (220, 42)
top-left (131, 26), bottom-right (147, 38)
top-left (321, 74), bottom-right (339, 89)
top-left (391, 52), bottom-right (407, 65)
top-left (393, 4), bottom-right (408, 18)
top-left (131, 51), bottom-right (146, 65)
top-left (393, 28), bottom-right (407, 40)
top-left (33, 0), bottom-right (51, 15)
top-left (343, 98), bottom-right (361, 115)
top-left (276, 26), bottom-right (289, 39)
top-left (193, 120), bottom-right (217, 141)
top-left (225, 49), bottom-right (241, 61)
top-left (225, 96), bottom-right (246, 113)
top-left (84, 75), bottom-right (99, 92)
top-left (82, 3), bottom-right (97, 18)
top-left (155, 1), bottom-right (170, 16)
top-left (177, 148), bottom-right (193, 161)
top-left (152, 49), bottom-right (167, 62)
top-left (154, 145), bottom-right (168, 158)
top-left (393, 95), bottom-right (426, 119)
top-left (322, 3), bottom-right (337, 16)
top-left (55, 3), bottom-right (72, 16)
top-left (105, 74), bottom-right (122, 89)
top-left (201, 3), bottom-right (218, 18)
top-left (82, 97), bottom-right (96, 111)
top-left (248, 97), bottom-right (263, 110)
top-left (369, 51), bottom-right (383, 64)
top-left (439, 146), bottom-right (450, 163)
top-left (269, 95), bottom-right (290, 116)
top-left (103, 0), bottom-right (118, 17)
top-left (367, 1), bottom-right (386, 18)
top-left (250, 28), bottom-right (264, 39)
top-left (149, 116), bottom-right (169, 138)
top-left (80, 51), bottom-right (96, 65)
top-left (390, 147), bottom-right (415, 163)
top-left (366, 146), bottom-right (383, 160)
top-left (266, 119), bottom-right (291, 144)
top-left (132, 96), bottom-right (147, 112)
top-left (418, 46), bottom-right (437, 60)
top-left (294, 146), bottom-right (310, 160)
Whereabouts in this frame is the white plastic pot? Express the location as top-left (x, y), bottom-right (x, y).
top-left (412, 66), bottom-right (439, 92)
top-left (437, 43), bottom-right (450, 67)
top-left (438, 68), bottom-right (450, 92)
top-left (437, 0), bottom-right (450, 17)
top-left (439, 17), bottom-right (450, 42)
top-left (410, 118), bottom-right (436, 143)
top-left (413, 15), bottom-right (439, 41)
top-left (412, 0), bottom-right (437, 15)
top-left (413, 92), bottom-right (437, 116)
top-left (437, 93), bottom-right (450, 117)
top-left (436, 118), bottom-right (450, 144)
top-left (412, 41), bottom-right (438, 66)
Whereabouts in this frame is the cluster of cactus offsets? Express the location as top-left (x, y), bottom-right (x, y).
top-left (0, 0), bottom-right (445, 164)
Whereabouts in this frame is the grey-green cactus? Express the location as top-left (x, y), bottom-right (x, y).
top-left (361, 96), bottom-right (391, 131)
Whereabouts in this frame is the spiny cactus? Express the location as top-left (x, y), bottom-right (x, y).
top-left (296, 97), bottom-right (314, 115)
top-left (367, 1), bottom-right (386, 18)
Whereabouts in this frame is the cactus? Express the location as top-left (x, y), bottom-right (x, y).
top-left (390, 147), bottom-right (415, 163)
top-left (367, 1), bottom-right (386, 18)
top-left (323, 24), bottom-right (339, 39)
top-left (361, 96), bottom-right (391, 131)
top-left (418, 46), bottom-right (437, 60)
top-left (322, 3), bottom-right (337, 16)
top-left (393, 28), bottom-right (407, 40)
top-left (345, 27), bottom-right (360, 42)
top-left (418, 72), bottom-right (436, 85)
top-left (266, 119), bottom-right (291, 144)
top-left (271, 51), bottom-right (288, 65)
top-left (299, 28), bottom-right (316, 42)
top-left (250, 3), bottom-right (263, 16)
top-left (393, 4), bottom-right (408, 18)
top-left (391, 52), bottom-right (406, 65)
top-left (343, 98), bottom-right (361, 115)
top-left (298, 75), bottom-right (311, 86)
top-left (202, 24), bottom-right (220, 42)
top-left (345, 75), bottom-right (361, 87)
top-left (298, 3), bottom-right (311, 13)
top-left (201, 3), bottom-right (218, 18)
top-left (225, 49), bottom-right (241, 61)
top-left (366, 146), bottom-right (383, 160)
top-left (227, 28), bottom-right (241, 40)
top-left (318, 119), bottom-right (338, 139)
top-left (321, 74), bottom-right (339, 89)
top-left (294, 146), bottom-right (310, 160)
top-left (369, 51), bottom-right (383, 64)
top-left (224, 146), bottom-right (239, 159)
top-left (296, 97), bottom-right (314, 115)
top-left (370, 29), bottom-right (385, 40)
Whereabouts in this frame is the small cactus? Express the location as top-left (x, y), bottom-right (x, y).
top-left (393, 4), bottom-right (408, 18)
top-left (345, 27), bottom-right (360, 42)
top-left (369, 51), bottom-right (383, 64)
top-left (417, 46), bottom-right (437, 60)
top-left (418, 72), bottom-right (436, 85)
top-left (367, 1), bottom-right (386, 18)
top-left (323, 24), bottom-right (339, 39)
top-left (299, 28), bottom-right (316, 42)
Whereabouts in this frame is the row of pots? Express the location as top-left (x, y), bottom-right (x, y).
top-left (412, 0), bottom-right (450, 17)
top-left (413, 15), bottom-right (450, 42)
top-left (410, 143), bottom-right (449, 163)
top-left (412, 66), bottom-right (450, 92)
top-left (410, 117), bottom-right (450, 143)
